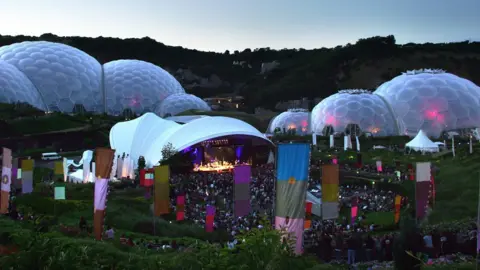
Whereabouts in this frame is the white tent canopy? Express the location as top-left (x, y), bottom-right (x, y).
top-left (405, 130), bottom-right (439, 153)
top-left (110, 113), bottom-right (273, 167)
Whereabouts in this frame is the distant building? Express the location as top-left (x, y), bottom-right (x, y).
top-left (204, 95), bottom-right (245, 111)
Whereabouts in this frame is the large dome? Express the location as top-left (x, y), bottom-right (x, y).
top-left (267, 109), bottom-right (311, 135)
top-left (155, 93), bottom-right (211, 117)
top-left (0, 41), bottom-right (103, 112)
top-left (103, 60), bottom-right (185, 115)
top-left (311, 90), bottom-right (398, 136)
top-left (0, 60), bottom-right (47, 110)
top-left (374, 69), bottom-right (480, 137)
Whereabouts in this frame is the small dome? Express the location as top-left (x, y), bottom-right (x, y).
top-left (267, 109), bottom-right (311, 135)
top-left (155, 93), bottom-right (211, 117)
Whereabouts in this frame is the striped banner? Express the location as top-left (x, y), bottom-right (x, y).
top-left (304, 201), bottom-right (312, 229)
top-left (21, 159), bottom-right (34, 194)
top-left (176, 194), bottom-right (185, 221)
top-left (93, 148), bottom-right (115, 241)
top-left (205, 205), bottom-right (215, 232)
top-left (1, 148), bottom-right (12, 214)
top-left (154, 165), bottom-right (170, 216)
top-left (54, 161), bottom-right (64, 182)
top-left (394, 195), bottom-right (402, 224)
top-left (234, 165), bottom-right (251, 217)
top-left (416, 162), bottom-right (431, 219)
top-left (376, 160), bottom-right (383, 172)
top-left (322, 164), bottom-right (339, 220)
top-left (275, 143), bottom-right (310, 255)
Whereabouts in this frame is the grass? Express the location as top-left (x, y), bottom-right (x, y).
top-left (7, 114), bottom-right (85, 135)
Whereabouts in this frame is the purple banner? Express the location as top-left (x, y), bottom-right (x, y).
top-left (94, 178), bottom-right (109, 211)
top-left (235, 199), bottom-right (251, 217)
top-left (234, 165), bottom-right (251, 184)
top-left (206, 205), bottom-right (216, 216)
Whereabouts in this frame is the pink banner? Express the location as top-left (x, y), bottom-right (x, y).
top-left (177, 195), bottom-right (185, 205)
top-left (2, 148), bottom-right (12, 168)
top-left (275, 216), bottom-right (305, 255)
top-left (332, 158), bottom-right (338, 164)
top-left (1, 167), bottom-right (11, 192)
top-left (376, 160), bottom-right (382, 172)
top-left (94, 178), bottom-right (109, 211)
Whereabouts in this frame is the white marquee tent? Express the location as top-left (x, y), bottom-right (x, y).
top-left (110, 113), bottom-right (272, 167)
top-left (405, 130), bottom-right (439, 153)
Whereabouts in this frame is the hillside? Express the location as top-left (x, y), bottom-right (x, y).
top-left (1, 34), bottom-right (480, 111)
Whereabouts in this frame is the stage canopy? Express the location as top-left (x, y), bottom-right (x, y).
top-left (110, 113), bottom-right (272, 167)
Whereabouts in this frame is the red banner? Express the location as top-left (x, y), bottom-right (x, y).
top-left (176, 195), bottom-right (185, 221)
top-left (304, 201), bottom-right (312, 229)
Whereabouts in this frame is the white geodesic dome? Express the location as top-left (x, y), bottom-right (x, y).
top-left (311, 90), bottom-right (398, 136)
top-left (155, 93), bottom-right (211, 117)
top-left (103, 60), bottom-right (185, 115)
top-left (374, 69), bottom-right (480, 137)
top-left (0, 41), bottom-right (103, 112)
top-left (0, 60), bottom-right (47, 110)
top-left (267, 109), bottom-right (311, 135)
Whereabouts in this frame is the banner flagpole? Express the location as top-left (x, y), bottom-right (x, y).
top-left (476, 171), bottom-right (480, 270)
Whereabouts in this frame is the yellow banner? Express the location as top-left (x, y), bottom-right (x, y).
top-left (154, 165), bottom-right (169, 184)
top-left (21, 159), bottom-right (34, 171)
top-left (322, 183), bottom-right (339, 202)
top-left (54, 161), bottom-right (64, 175)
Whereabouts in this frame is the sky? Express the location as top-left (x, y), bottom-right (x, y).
top-left (1, 0), bottom-right (479, 52)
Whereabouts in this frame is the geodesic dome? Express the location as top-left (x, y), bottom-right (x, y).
top-left (0, 60), bottom-right (47, 111)
top-left (311, 90), bottom-right (398, 136)
top-left (267, 109), bottom-right (311, 135)
top-left (374, 69), bottom-right (480, 137)
top-left (103, 60), bottom-right (185, 115)
top-left (155, 93), bottom-right (211, 117)
top-left (0, 41), bottom-right (103, 112)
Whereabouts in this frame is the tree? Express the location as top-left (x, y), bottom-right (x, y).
top-left (160, 142), bottom-right (177, 164)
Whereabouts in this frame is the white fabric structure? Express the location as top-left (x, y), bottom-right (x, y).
top-left (165, 115), bottom-right (209, 124)
top-left (405, 130), bottom-right (439, 153)
top-left (110, 113), bottom-right (272, 167)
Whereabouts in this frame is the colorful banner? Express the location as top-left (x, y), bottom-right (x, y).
top-left (376, 160), bottom-right (383, 172)
top-left (275, 143), bottom-right (310, 255)
top-left (206, 205), bottom-right (216, 232)
top-left (304, 201), bottom-right (312, 229)
top-left (54, 186), bottom-right (66, 200)
top-left (351, 196), bottom-right (358, 225)
top-left (154, 165), bottom-right (170, 216)
top-left (394, 195), bottom-right (402, 224)
top-left (234, 165), bottom-right (251, 217)
top-left (12, 158), bottom-right (20, 189)
top-left (54, 161), bottom-right (64, 181)
top-left (176, 194), bottom-right (185, 221)
top-left (1, 148), bottom-right (12, 214)
top-left (415, 162), bottom-right (431, 219)
top-left (329, 135), bottom-right (334, 148)
top-left (322, 164), bottom-right (339, 220)
top-left (21, 159), bottom-right (34, 194)
top-left (94, 148), bottom-right (115, 241)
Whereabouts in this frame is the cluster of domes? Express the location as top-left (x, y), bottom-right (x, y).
top-left (267, 109), bottom-right (311, 135)
top-left (269, 70), bottom-right (480, 138)
top-left (0, 41), bottom-right (210, 116)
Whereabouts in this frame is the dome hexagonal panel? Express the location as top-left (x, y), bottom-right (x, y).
top-left (267, 109), bottom-right (311, 135)
top-left (155, 93), bottom-right (211, 117)
top-left (311, 90), bottom-right (398, 136)
top-left (374, 69), bottom-right (480, 137)
top-left (103, 60), bottom-right (186, 115)
top-left (0, 41), bottom-right (103, 113)
top-left (0, 60), bottom-right (47, 111)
